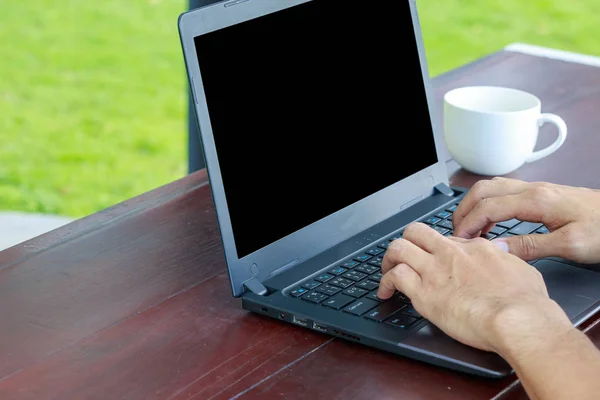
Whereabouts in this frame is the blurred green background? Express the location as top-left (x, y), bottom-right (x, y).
top-left (1, 0), bottom-right (598, 218)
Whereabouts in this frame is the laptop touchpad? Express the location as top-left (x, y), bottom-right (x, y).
top-left (533, 259), bottom-right (600, 322)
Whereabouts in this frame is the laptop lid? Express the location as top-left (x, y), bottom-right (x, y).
top-left (179, 0), bottom-right (448, 297)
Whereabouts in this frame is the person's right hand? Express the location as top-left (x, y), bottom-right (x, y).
top-left (453, 177), bottom-right (600, 264)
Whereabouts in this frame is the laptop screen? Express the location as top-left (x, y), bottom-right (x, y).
top-left (194, 0), bottom-right (438, 259)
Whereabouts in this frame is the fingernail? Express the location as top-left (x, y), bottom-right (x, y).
top-left (492, 239), bottom-right (509, 252)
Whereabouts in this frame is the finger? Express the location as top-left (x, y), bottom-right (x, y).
top-left (453, 191), bottom-right (550, 238)
top-left (382, 236), bottom-right (431, 275)
top-left (454, 178), bottom-right (530, 230)
top-left (491, 239), bottom-right (509, 252)
top-left (494, 231), bottom-right (565, 261)
top-left (378, 263), bottom-right (421, 300)
top-left (402, 222), bottom-right (451, 255)
top-left (480, 224), bottom-right (494, 236)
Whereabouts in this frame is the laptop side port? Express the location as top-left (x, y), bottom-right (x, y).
top-left (292, 315), bottom-right (308, 327)
top-left (332, 329), bottom-right (361, 342)
top-left (312, 321), bottom-right (328, 332)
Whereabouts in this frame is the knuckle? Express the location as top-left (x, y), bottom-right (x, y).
top-left (388, 238), bottom-right (407, 254)
top-left (471, 180), bottom-right (490, 196)
top-left (472, 237), bottom-right (489, 246)
top-left (472, 197), bottom-right (495, 218)
top-left (390, 264), bottom-right (409, 284)
top-left (518, 234), bottom-right (538, 259)
top-left (527, 185), bottom-right (560, 218)
top-left (403, 222), bottom-right (423, 238)
top-left (527, 186), bottom-right (551, 202)
top-left (525, 187), bottom-right (554, 217)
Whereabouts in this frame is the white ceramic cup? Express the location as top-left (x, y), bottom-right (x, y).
top-left (443, 86), bottom-right (567, 176)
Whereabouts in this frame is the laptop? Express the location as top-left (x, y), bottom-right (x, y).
top-left (178, 0), bottom-right (600, 378)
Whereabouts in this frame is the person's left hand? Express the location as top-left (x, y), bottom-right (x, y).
top-left (377, 222), bottom-right (571, 353)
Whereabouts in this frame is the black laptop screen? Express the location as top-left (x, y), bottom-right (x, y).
top-left (194, 0), bottom-right (438, 258)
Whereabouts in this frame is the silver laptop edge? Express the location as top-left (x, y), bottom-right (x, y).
top-left (178, 0), bottom-right (449, 297)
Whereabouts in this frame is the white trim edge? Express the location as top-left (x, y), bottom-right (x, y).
top-left (505, 42), bottom-right (600, 68)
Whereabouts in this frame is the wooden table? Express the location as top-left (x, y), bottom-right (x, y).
top-left (1, 44), bottom-right (600, 400)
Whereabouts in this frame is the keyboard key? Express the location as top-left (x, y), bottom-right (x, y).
top-left (322, 293), bottom-right (354, 310)
top-left (343, 298), bottom-right (379, 316)
top-left (396, 292), bottom-right (411, 303)
top-left (497, 232), bottom-right (517, 238)
top-left (355, 264), bottom-right (379, 274)
top-left (330, 277), bottom-right (354, 289)
top-left (489, 225), bottom-right (507, 235)
top-left (389, 234), bottom-right (403, 241)
top-left (436, 219), bottom-right (453, 230)
top-left (365, 300), bottom-right (407, 322)
top-left (497, 219), bottom-right (520, 229)
top-left (366, 247), bottom-right (384, 256)
top-left (315, 273), bottom-right (334, 283)
top-left (341, 260), bottom-right (359, 269)
top-left (289, 287), bottom-right (309, 297)
top-left (443, 231), bottom-right (453, 236)
top-left (509, 222), bottom-right (543, 235)
top-left (302, 291), bottom-right (329, 304)
top-left (356, 280), bottom-right (379, 291)
top-left (368, 257), bottom-right (383, 267)
top-left (315, 284), bottom-right (341, 296)
top-left (328, 266), bottom-right (348, 276)
top-left (536, 226), bottom-right (550, 234)
top-left (445, 204), bottom-right (458, 212)
top-left (366, 291), bottom-right (384, 301)
top-left (484, 232), bottom-right (496, 240)
top-left (353, 254), bottom-right (372, 263)
top-left (432, 226), bottom-right (449, 235)
top-left (436, 211), bottom-right (452, 219)
top-left (422, 216), bottom-right (441, 225)
top-left (302, 281), bottom-right (321, 290)
top-left (385, 312), bottom-right (418, 328)
top-left (343, 270), bottom-right (368, 282)
top-left (401, 306), bottom-right (422, 318)
top-left (377, 241), bottom-right (390, 250)
top-left (343, 286), bottom-right (369, 298)
top-left (369, 272), bottom-right (383, 282)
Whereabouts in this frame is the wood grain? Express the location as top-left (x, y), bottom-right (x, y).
top-left (1, 50), bottom-right (599, 399)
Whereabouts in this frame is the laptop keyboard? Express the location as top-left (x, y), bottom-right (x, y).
top-left (288, 201), bottom-right (549, 330)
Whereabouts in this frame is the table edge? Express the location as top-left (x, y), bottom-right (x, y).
top-left (505, 42), bottom-right (600, 68)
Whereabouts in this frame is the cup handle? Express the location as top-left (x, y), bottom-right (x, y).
top-left (526, 113), bottom-right (568, 163)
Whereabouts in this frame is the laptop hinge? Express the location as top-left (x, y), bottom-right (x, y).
top-left (434, 183), bottom-right (455, 197)
top-left (243, 278), bottom-right (268, 296)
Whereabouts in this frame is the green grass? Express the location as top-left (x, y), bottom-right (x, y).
top-left (1, 0), bottom-right (598, 217)
top-left (0, 0), bottom-right (188, 216)
top-left (419, 0), bottom-right (600, 76)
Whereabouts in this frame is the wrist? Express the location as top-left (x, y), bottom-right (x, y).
top-left (489, 298), bottom-right (575, 363)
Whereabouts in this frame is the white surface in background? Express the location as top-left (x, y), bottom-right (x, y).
top-left (505, 42), bottom-right (600, 68)
top-left (0, 212), bottom-right (73, 251)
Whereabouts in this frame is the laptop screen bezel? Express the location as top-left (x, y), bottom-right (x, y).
top-left (178, 0), bottom-right (449, 297)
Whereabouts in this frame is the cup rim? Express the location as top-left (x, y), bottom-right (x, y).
top-left (444, 86), bottom-right (541, 115)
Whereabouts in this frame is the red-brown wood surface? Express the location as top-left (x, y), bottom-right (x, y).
top-left (1, 50), bottom-right (599, 400)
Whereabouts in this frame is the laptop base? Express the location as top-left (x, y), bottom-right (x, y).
top-left (241, 188), bottom-right (600, 378)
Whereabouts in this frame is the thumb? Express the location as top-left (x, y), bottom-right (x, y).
top-left (492, 233), bottom-right (556, 261)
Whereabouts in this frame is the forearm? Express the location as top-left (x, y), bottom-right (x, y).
top-left (494, 301), bottom-right (600, 400)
